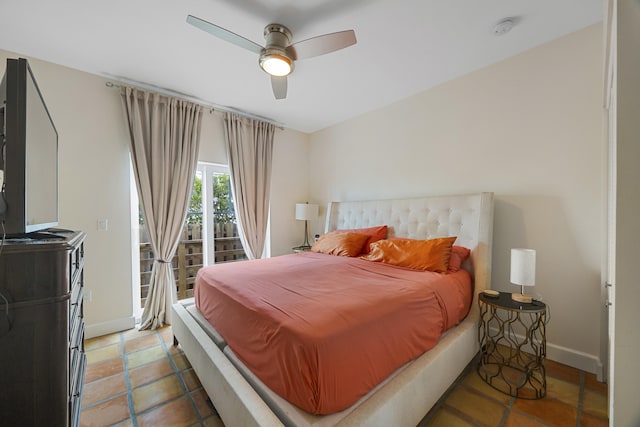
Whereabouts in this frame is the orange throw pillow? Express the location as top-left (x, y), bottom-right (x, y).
top-left (448, 246), bottom-right (471, 273)
top-left (362, 237), bottom-right (457, 272)
top-left (336, 225), bottom-right (388, 254)
top-left (311, 231), bottom-right (370, 257)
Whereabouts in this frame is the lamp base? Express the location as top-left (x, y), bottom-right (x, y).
top-left (511, 293), bottom-right (533, 303)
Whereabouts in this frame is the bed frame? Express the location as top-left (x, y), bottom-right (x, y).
top-left (171, 192), bottom-right (494, 426)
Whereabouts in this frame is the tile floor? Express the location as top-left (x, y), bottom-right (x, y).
top-left (81, 327), bottom-right (608, 427)
top-left (418, 357), bottom-right (608, 427)
top-left (80, 326), bottom-right (223, 427)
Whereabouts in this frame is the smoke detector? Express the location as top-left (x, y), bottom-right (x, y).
top-left (493, 18), bottom-right (515, 36)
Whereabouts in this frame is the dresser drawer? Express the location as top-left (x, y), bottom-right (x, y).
top-left (69, 242), bottom-right (84, 286)
top-left (70, 394), bottom-right (82, 427)
top-left (70, 314), bottom-right (84, 350)
top-left (69, 350), bottom-right (85, 427)
top-left (69, 289), bottom-right (83, 333)
top-left (70, 349), bottom-right (85, 399)
top-left (70, 270), bottom-right (84, 304)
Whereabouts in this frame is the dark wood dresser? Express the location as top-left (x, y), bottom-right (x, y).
top-left (0, 230), bottom-right (86, 426)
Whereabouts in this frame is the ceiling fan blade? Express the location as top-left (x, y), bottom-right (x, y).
top-left (271, 76), bottom-right (287, 99)
top-left (286, 30), bottom-right (356, 60)
top-left (186, 15), bottom-right (263, 54)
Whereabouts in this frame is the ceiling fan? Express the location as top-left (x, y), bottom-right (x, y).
top-left (186, 14), bottom-right (357, 100)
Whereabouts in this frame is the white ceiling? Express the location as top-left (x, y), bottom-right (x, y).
top-left (0, 0), bottom-right (603, 133)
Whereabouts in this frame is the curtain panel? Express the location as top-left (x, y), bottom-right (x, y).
top-left (223, 113), bottom-right (275, 259)
top-left (121, 87), bottom-right (203, 330)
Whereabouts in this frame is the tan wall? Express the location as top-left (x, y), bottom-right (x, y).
top-left (309, 24), bottom-right (604, 373)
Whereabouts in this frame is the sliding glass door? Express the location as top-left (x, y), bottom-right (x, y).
top-left (198, 163), bottom-right (247, 266)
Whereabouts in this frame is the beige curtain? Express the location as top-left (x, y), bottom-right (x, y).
top-left (121, 87), bottom-right (203, 330)
top-left (223, 113), bottom-right (275, 259)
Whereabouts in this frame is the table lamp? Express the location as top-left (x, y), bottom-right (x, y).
top-left (511, 248), bottom-right (536, 303)
top-left (294, 202), bottom-right (318, 250)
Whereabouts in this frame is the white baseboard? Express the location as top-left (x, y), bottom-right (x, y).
top-left (85, 316), bottom-right (136, 339)
top-left (547, 341), bottom-right (604, 377)
top-left (487, 327), bottom-right (604, 377)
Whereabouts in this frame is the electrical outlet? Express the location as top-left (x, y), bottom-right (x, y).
top-left (84, 289), bottom-right (92, 303)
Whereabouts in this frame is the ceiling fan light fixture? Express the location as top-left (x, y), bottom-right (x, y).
top-left (260, 52), bottom-right (293, 76)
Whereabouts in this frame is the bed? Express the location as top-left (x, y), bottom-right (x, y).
top-left (171, 192), bottom-right (494, 426)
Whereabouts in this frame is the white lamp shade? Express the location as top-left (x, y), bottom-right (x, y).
top-left (295, 203), bottom-right (318, 221)
top-left (510, 248), bottom-right (536, 287)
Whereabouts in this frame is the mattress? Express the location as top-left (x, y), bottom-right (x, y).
top-left (194, 251), bottom-right (472, 414)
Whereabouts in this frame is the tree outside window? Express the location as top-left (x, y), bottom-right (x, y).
top-left (186, 173), bottom-right (236, 226)
top-left (211, 173), bottom-right (236, 224)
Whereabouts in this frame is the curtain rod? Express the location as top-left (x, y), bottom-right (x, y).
top-left (104, 78), bottom-right (285, 130)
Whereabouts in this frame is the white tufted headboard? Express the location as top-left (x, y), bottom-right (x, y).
top-left (324, 193), bottom-right (494, 310)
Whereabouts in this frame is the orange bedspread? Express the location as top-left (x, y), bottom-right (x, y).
top-left (194, 252), bottom-right (472, 414)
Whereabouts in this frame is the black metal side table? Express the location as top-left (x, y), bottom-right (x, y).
top-left (477, 291), bottom-right (547, 399)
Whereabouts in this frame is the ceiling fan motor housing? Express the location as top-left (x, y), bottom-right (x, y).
top-left (263, 24), bottom-right (292, 47)
top-left (259, 24), bottom-right (294, 76)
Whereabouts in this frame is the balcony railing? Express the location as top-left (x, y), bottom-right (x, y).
top-left (139, 222), bottom-right (246, 308)
top-left (212, 222), bottom-right (247, 263)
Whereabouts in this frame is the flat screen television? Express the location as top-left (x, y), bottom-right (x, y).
top-left (0, 58), bottom-right (59, 236)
